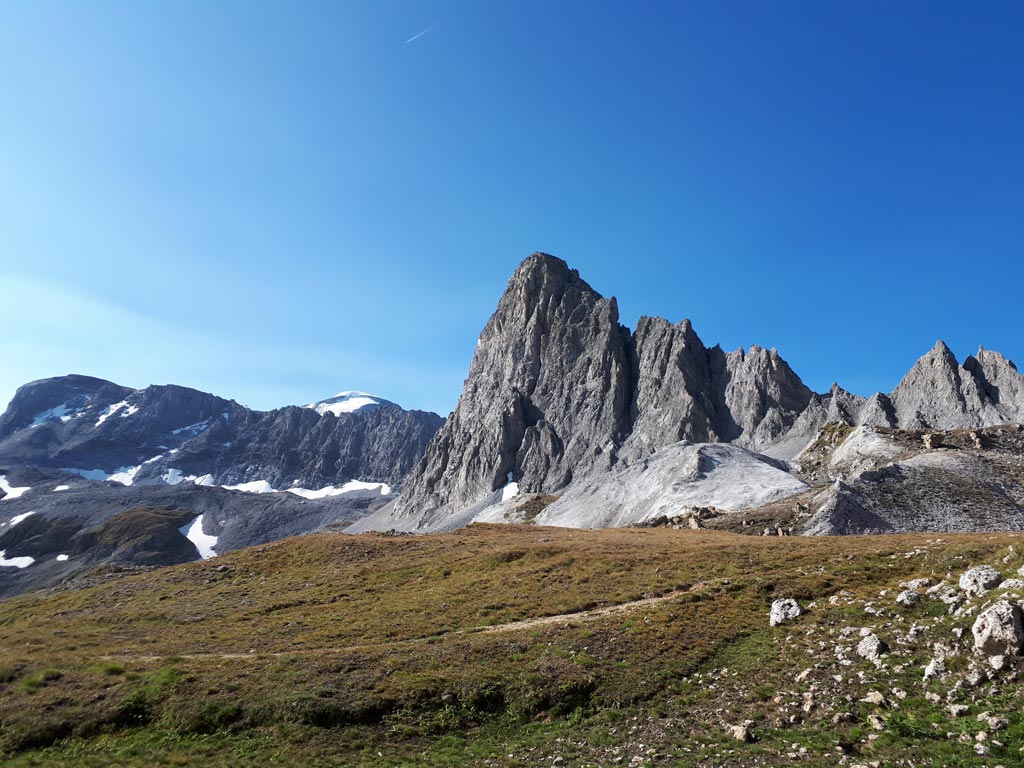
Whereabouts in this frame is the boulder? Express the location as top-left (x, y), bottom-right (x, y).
top-left (857, 633), bottom-right (889, 662)
top-left (896, 589), bottom-right (921, 607)
top-left (971, 600), bottom-right (1024, 656)
top-left (923, 657), bottom-right (946, 682)
top-left (960, 566), bottom-right (1003, 596)
top-left (728, 723), bottom-right (753, 743)
top-left (769, 598), bottom-right (803, 627)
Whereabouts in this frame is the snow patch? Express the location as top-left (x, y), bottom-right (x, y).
top-left (223, 480), bottom-right (276, 494)
top-left (172, 419), bottom-right (211, 436)
top-left (306, 391), bottom-right (387, 416)
top-left (56, 554), bottom-right (69, 562)
top-left (63, 466), bottom-right (142, 486)
top-left (179, 514), bottom-right (217, 559)
top-left (287, 480), bottom-right (392, 499)
top-left (220, 477), bottom-right (392, 499)
top-left (30, 402), bottom-right (75, 427)
top-left (0, 476), bottom-right (31, 500)
top-left (501, 481), bottom-right (520, 502)
top-left (96, 400), bottom-right (130, 426)
top-left (193, 474), bottom-right (215, 487)
top-left (162, 469), bottom-right (186, 485)
top-left (0, 550), bottom-right (34, 568)
top-left (8, 511), bottom-right (36, 527)
top-left (53, 485), bottom-right (70, 492)
top-left (108, 466), bottom-right (142, 486)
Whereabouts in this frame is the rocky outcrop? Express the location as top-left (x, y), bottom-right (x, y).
top-left (623, 318), bottom-right (814, 457)
top-left (972, 601), bottom-right (1024, 657)
top-left (798, 425), bottom-right (1024, 536)
top-left (882, 342), bottom-right (1024, 430)
top-left (769, 598), bottom-right (803, 626)
top-left (960, 565), bottom-right (1004, 596)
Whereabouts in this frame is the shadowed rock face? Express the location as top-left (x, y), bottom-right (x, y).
top-left (391, 254), bottom-right (633, 527)
top-left (0, 376), bottom-right (444, 490)
top-left (386, 253), bottom-right (1024, 531)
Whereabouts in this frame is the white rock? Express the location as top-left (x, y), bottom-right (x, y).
top-left (895, 589), bottom-right (921, 607)
top-left (960, 566), bottom-right (1003, 596)
top-left (923, 657), bottom-right (946, 682)
top-left (972, 601), bottom-right (1024, 657)
top-left (770, 598), bottom-right (803, 627)
top-left (857, 634), bottom-right (888, 661)
top-left (728, 723), bottom-right (753, 742)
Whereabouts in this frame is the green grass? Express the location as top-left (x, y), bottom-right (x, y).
top-left (1, 524), bottom-right (1023, 766)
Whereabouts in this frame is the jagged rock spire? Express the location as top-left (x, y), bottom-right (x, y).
top-left (390, 253), bottom-right (817, 525)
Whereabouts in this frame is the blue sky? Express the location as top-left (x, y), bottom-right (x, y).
top-left (1, 1), bottom-right (1022, 416)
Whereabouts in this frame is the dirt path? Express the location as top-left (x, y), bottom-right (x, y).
top-left (101, 583), bottom-right (713, 663)
top-left (473, 587), bottom-right (694, 634)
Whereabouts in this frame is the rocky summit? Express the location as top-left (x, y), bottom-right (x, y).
top-left (353, 253), bottom-right (1024, 533)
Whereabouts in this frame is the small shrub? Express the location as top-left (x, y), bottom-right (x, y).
top-left (0, 664), bottom-right (21, 683)
top-left (177, 700), bottom-right (244, 734)
top-left (467, 683), bottom-right (506, 714)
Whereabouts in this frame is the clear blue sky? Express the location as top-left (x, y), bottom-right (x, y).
top-left (1, 1), bottom-right (1022, 416)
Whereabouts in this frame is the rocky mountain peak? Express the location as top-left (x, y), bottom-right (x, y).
top-left (389, 253), bottom-right (633, 527)
top-left (0, 375), bottom-right (131, 440)
top-left (383, 254), bottom-right (818, 529)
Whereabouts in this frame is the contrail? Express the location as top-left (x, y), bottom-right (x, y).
top-left (404, 20), bottom-right (442, 44)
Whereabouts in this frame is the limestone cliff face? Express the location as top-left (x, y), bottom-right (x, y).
top-left (390, 254), bottom-right (1024, 530)
top-left (888, 342), bottom-right (1024, 429)
top-left (392, 254), bottom-right (818, 525)
top-left (625, 318), bottom-right (813, 455)
top-left (392, 254), bottom-right (633, 525)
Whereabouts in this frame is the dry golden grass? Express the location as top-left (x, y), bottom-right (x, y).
top-left (1, 524), bottom-right (1021, 766)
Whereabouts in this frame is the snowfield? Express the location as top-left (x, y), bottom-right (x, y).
top-left (287, 480), bottom-right (391, 499)
top-left (95, 400), bottom-right (138, 426)
top-left (306, 391), bottom-right (388, 416)
top-left (7, 511), bottom-right (36, 527)
top-left (0, 550), bottom-right (34, 568)
top-left (0, 476), bottom-right (32, 500)
top-left (179, 514), bottom-right (218, 559)
top-left (30, 402), bottom-right (77, 427)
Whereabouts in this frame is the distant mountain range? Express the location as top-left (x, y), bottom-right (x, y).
top-left (0, 376), bottom-right (442, 597)
top-left (3, 252), bottom-right (1023, 598)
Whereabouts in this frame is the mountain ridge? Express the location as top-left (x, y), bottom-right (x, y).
top-left (376, 252), bottom-right (1024, 532)
top-left (0, 374), bottom-right (444, 491)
